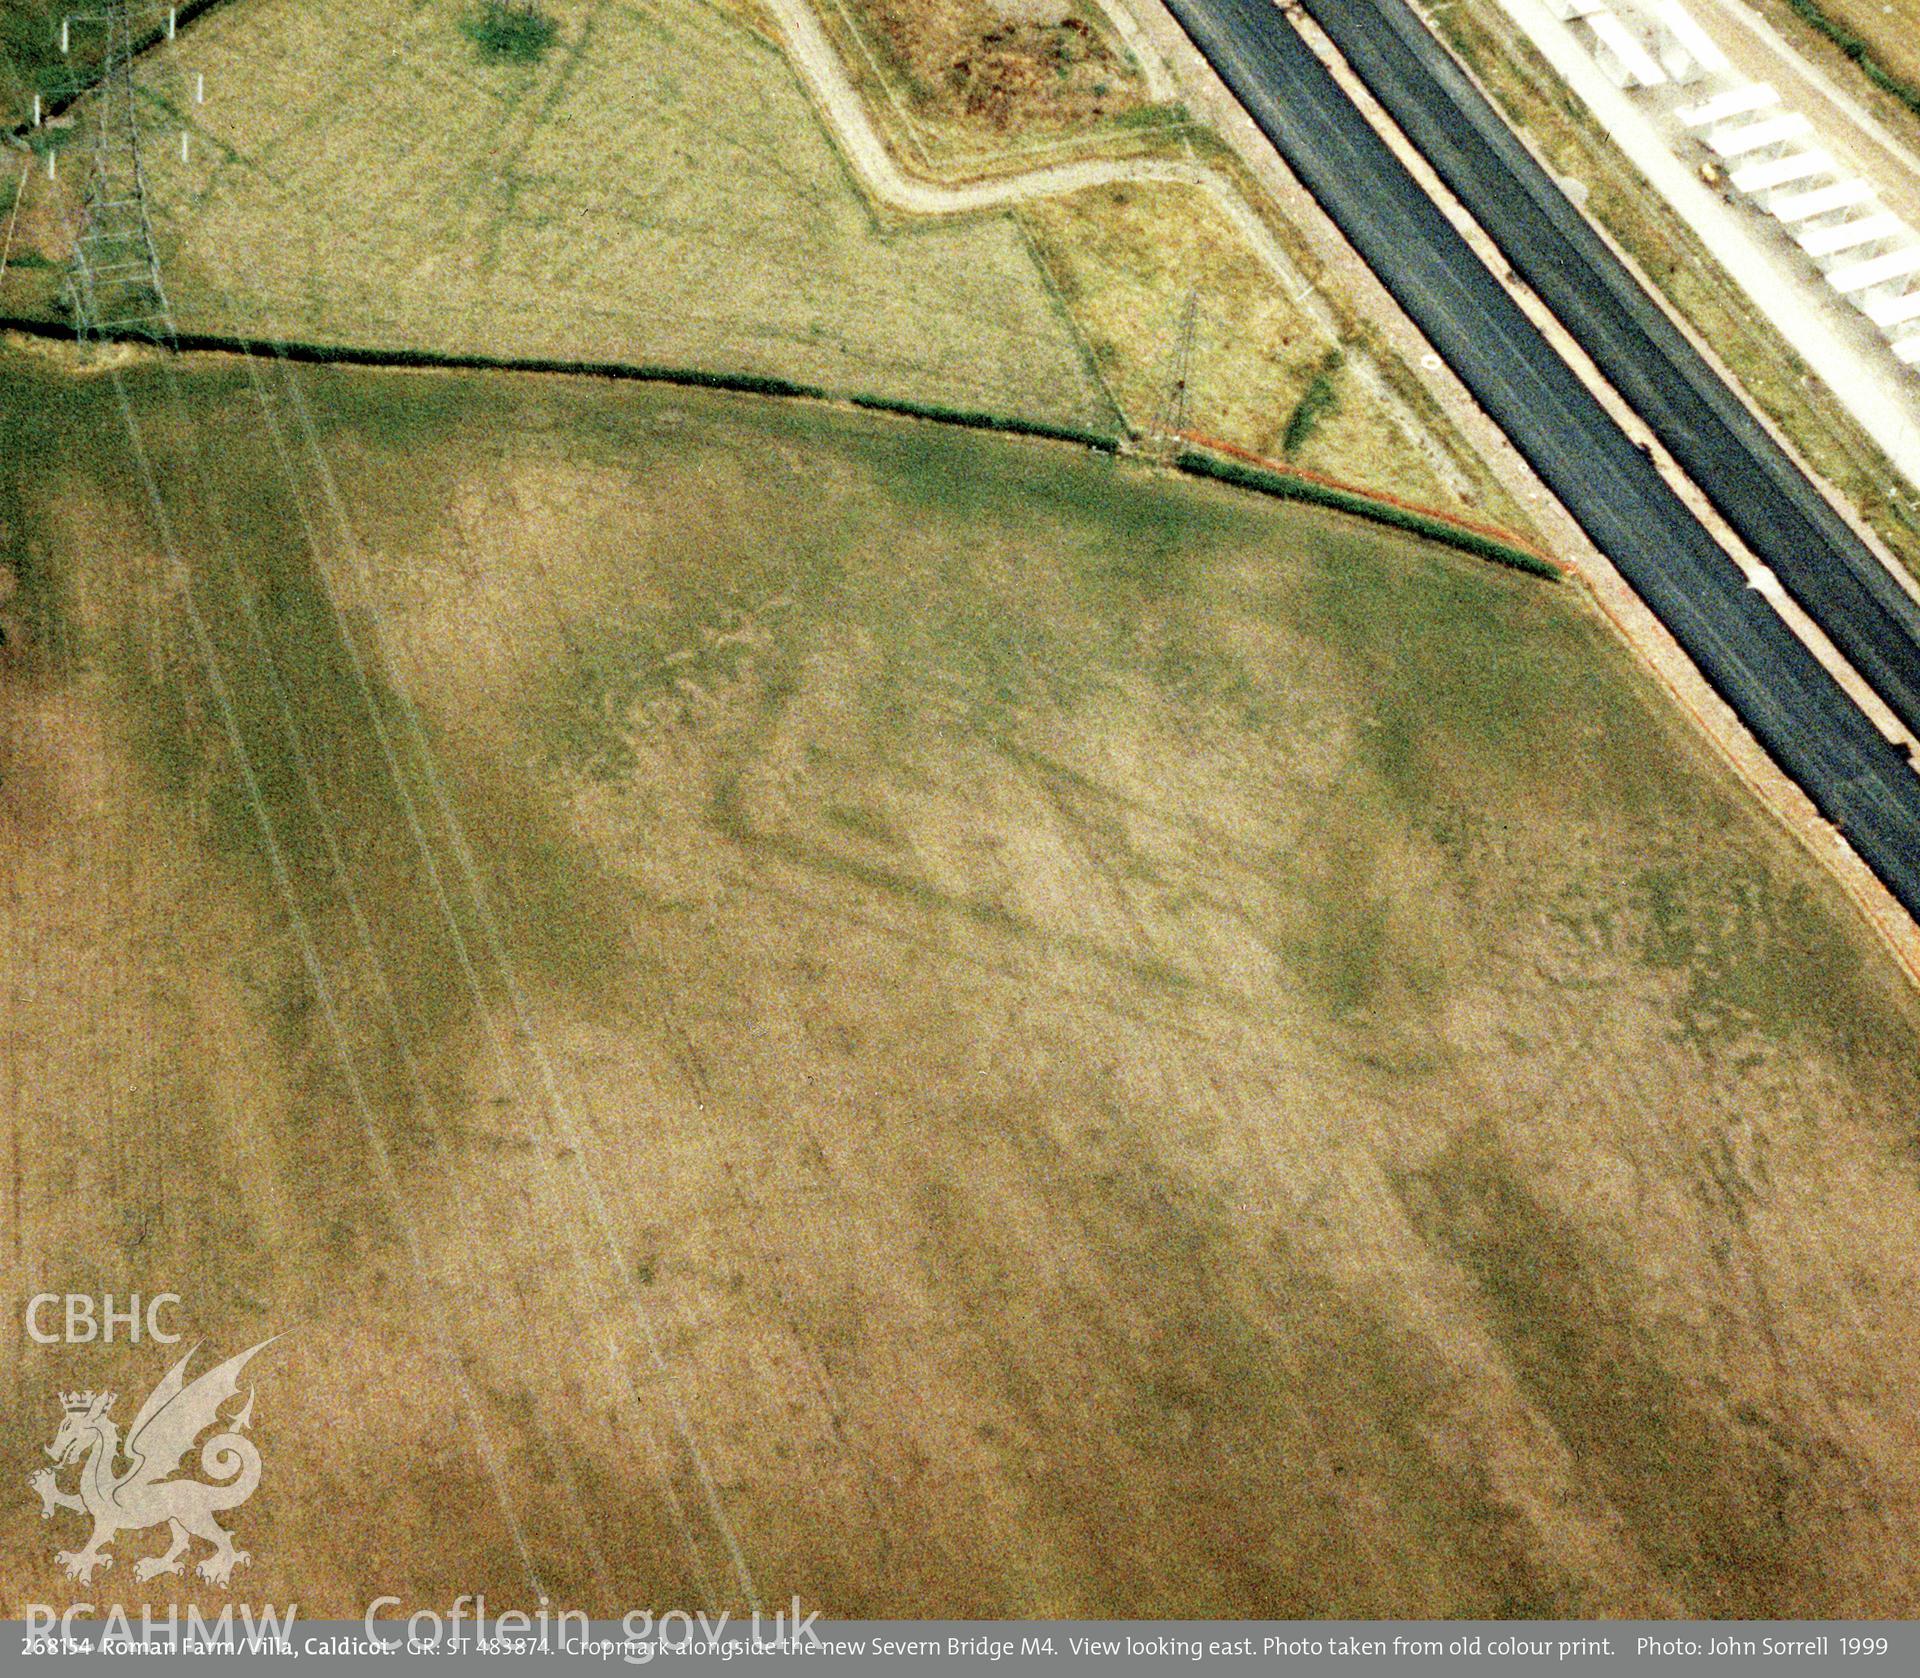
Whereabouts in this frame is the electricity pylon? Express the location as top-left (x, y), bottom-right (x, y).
top-left (1149, 289), bottom-right (1201, 453)
top-left (60, 3), bottom-right (186, 342)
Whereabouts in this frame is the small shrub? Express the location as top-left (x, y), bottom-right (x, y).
top-left (464, 2), bottom-right (558, 63)
top-left (1281, 349), bottom-right (1345, 458)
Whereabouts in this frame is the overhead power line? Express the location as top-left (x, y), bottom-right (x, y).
top-left (58, 3), bottom-right (193, 342)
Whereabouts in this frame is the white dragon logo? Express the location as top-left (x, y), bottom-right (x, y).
top-left (27, 1339), bottom-right (274, 1587)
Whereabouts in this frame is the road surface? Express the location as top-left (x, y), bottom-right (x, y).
top-left (1163, 0), bottom-right (1920, 919)
top-left (1300, 0), bottom-right (1920, 746)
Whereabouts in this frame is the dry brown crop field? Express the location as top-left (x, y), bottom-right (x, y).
top-left (69, 0), bottom-right (1117, 430)
top-left (4, 348), bottom-right (1920, 1618)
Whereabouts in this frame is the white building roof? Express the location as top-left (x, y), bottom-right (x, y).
top-left (1798, 211), bottom-right (1907, 259)
top-left (1655, 1), bottom-right (1733, 79)
top-left (1864, 287), bottom-right (1920, 328)
top-left (1828, 244), bottom-right (1920, 295)
top-left (1769, 179), bottom-right (1876, 223)
top-left (1588, 13), bottom-right (1669, 86)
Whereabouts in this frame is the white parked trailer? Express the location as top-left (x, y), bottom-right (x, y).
top-left (1654, 0), bottom-right (1732, 82)
top-left (1827, 243), bottom-right (1920, 295)
top-left (1588, 12), bottom-right (1669, 86)
top-left (1797, 211), bottom-right (1907, 259)
top-left (1679, 83), bottom-right (1779, 129)
top-left (1730, 150), bottom-right (1832, 197)
top-left (1890, 332), bottom-right (1920, 365)
top-left (1864, 287), bottom-right (1920, 329)
top-left (1710, 113), bottom-right (1815, 159)
top-left (1769, 178), bottom-right (1876, 224)
top-left (1548, 0), bottom-right (1608, 17)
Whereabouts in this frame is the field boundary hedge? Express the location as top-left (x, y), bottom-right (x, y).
top-left (1174, 433), bottom-right (1563, 579)
top-left (0, 313), bottom-right (1562, 577)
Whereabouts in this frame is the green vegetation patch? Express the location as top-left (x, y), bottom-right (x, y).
top-left (2, 2), bottom-right (81, 124)
top-left (463, 2), bottom-right (559, 64)
top-left (1281, 351), bottom-right (1344, 459)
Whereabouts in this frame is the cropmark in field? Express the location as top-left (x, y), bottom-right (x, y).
top-left (4, 351), bottom-right (1920, 1617)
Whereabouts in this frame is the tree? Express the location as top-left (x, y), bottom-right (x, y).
top-left (468, 1), bottom-right (558, 62)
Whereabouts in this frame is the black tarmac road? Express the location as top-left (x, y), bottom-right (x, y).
top-left (1300, 0), bottom-right (1920, 745)
top-left (1162, 0), bottom-right (1920, 917)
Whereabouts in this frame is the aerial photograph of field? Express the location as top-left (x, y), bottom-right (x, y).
top-left (5, 0), bottom-right (1920, 1657)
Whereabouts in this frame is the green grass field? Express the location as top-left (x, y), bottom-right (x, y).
top-left (107, 0), bottom-right (1117, 429)
top-left (2, 2), bottom-right (83, 126)
top-left (4, 347), bottom-right (1919, 1615)
top-left (0, 0), bottom-right (1531, 534)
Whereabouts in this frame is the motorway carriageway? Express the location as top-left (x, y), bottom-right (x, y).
top-left (1299, 0), bottom-right (1920, 749)
top-left (1162, 0), bottom-right (1920, 920)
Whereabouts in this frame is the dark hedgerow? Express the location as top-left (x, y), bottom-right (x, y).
top-left (0, 304), bottom-right (1547, 577)
top-left (464, 2), bottom-right (559, 63)
top-left (1175, 448), bottom-right (1562, 581)
top-left (1780, 0), bottom-right (1920, 123)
